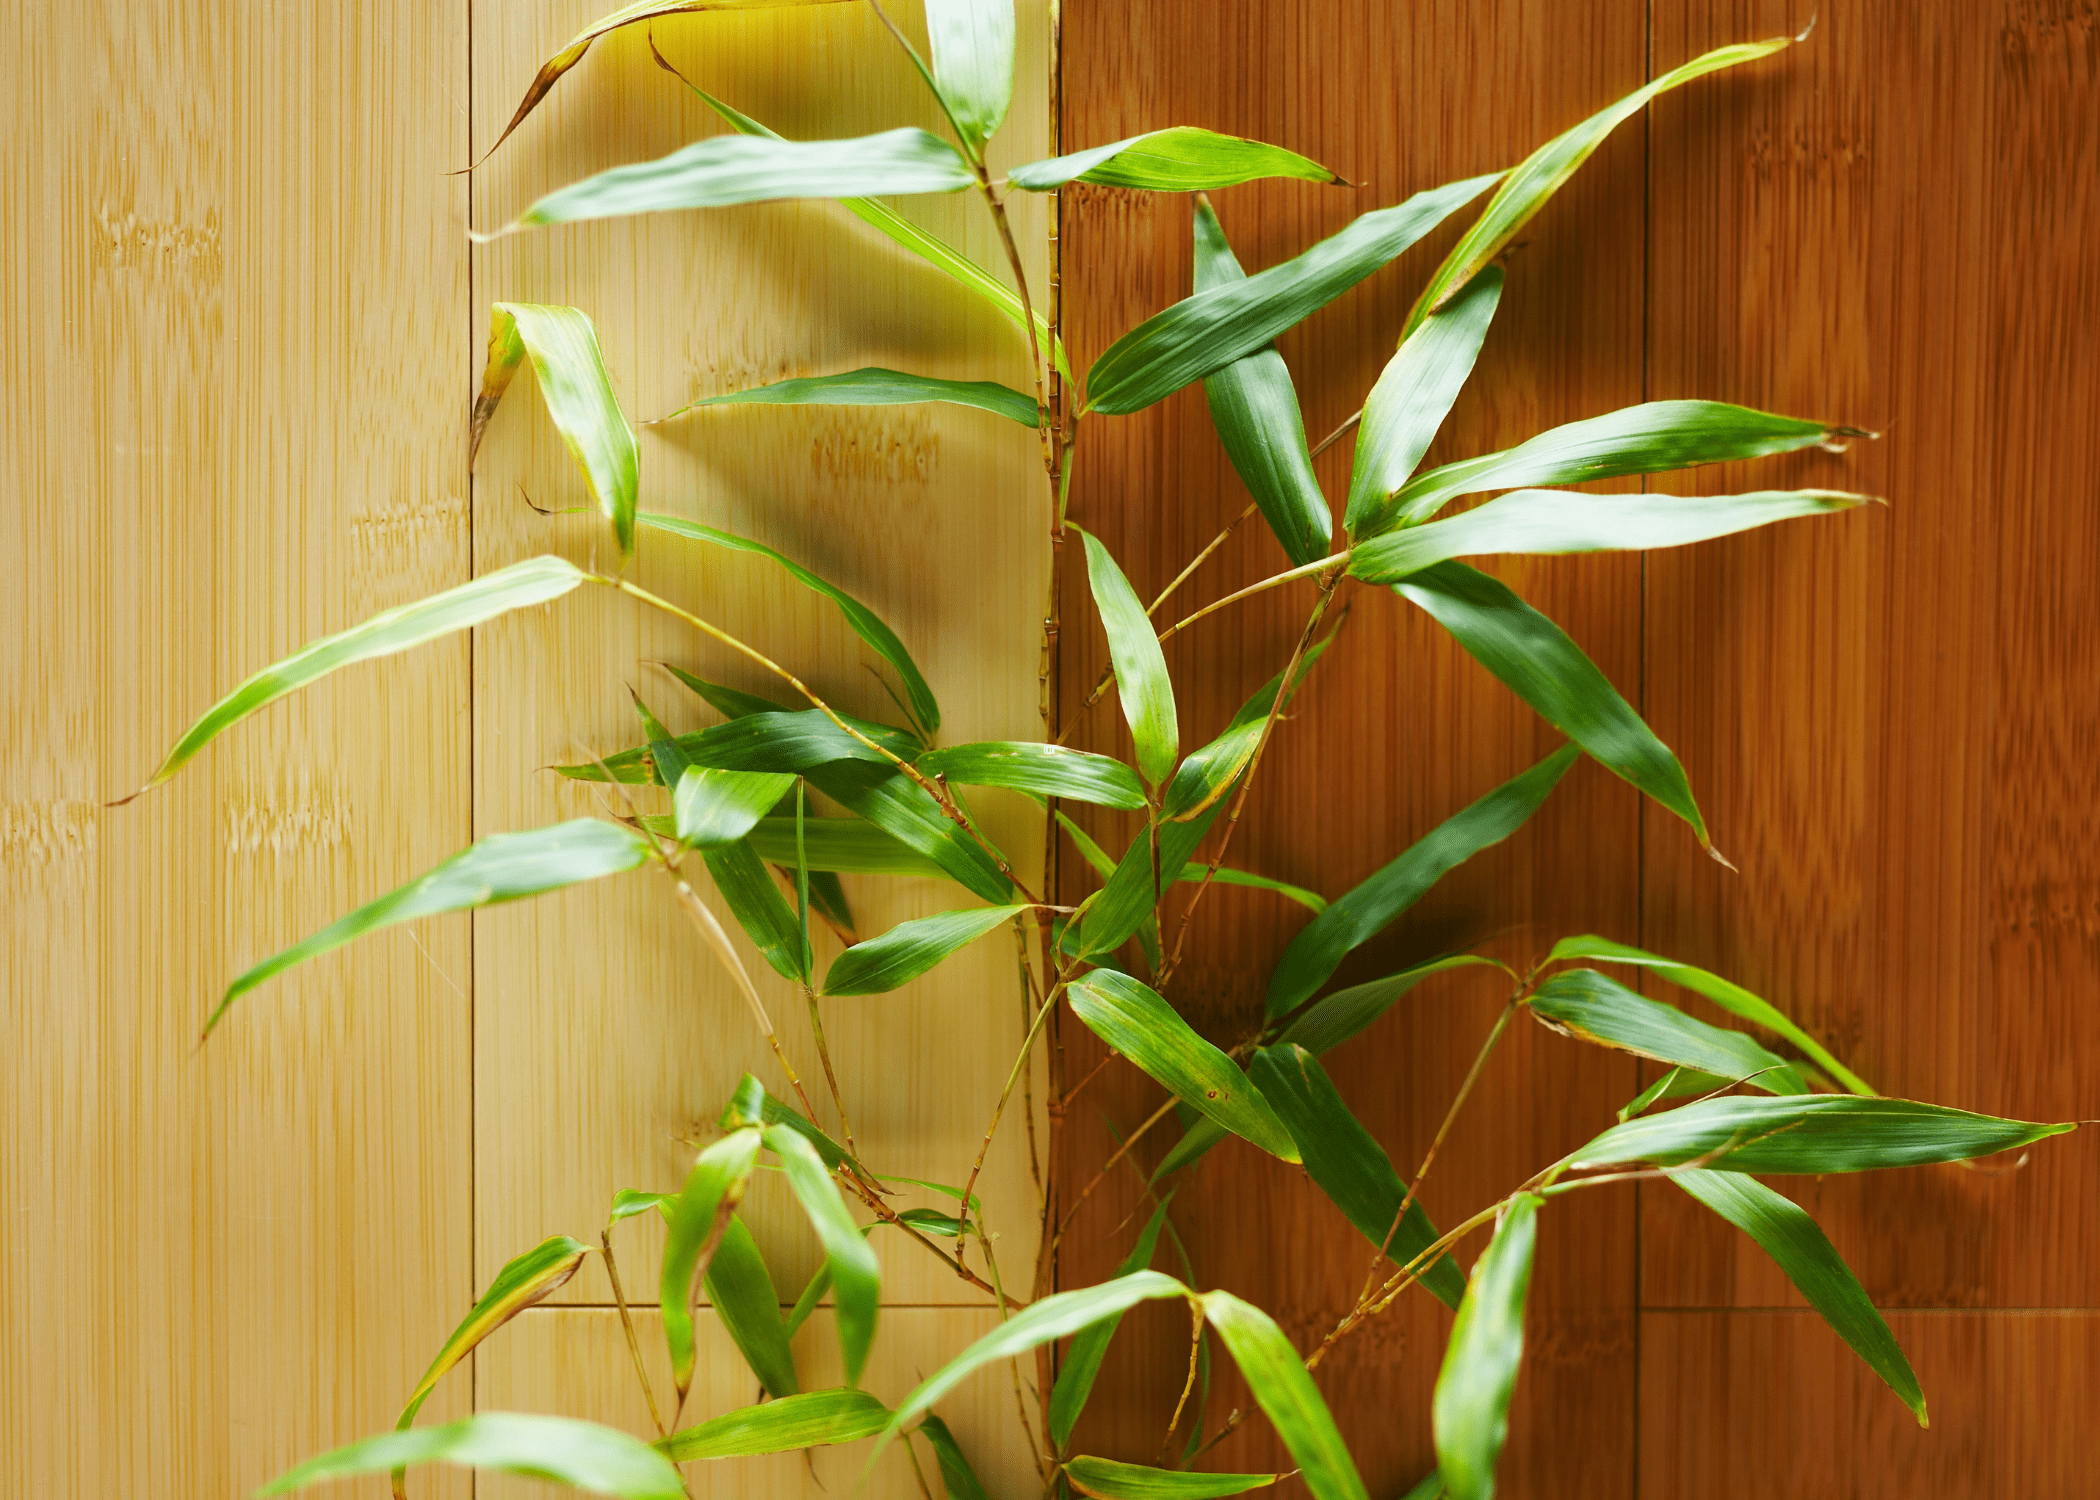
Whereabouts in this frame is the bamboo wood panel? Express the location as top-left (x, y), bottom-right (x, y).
top-left (2, 2), bottom-right (474, 1497)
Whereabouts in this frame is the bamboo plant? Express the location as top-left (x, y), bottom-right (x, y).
top-left (122, 5), bottom-right (2075, 1499)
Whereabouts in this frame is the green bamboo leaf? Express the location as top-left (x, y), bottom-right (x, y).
top-left (1067, 970), bottom-right (1299, 1162)
top-left (1276, 955), bottom-right (1503, 1056)
top-left (1066, 1457), bottom-right (1280, 1499)
top-left (660, 365), bottom-right (1037, 426)
top-left (658, 1388), bottom-right (890, 1461)
top-left (1083, 174), bottom-right (1499, 416)
top-left (808, 761), bottom-right (1013, 902)
top-left (765, 1123), bottom-right (880, 1384)
top-left (1248, 1046), bottom-right (1465, 1309)
top-left (1403, 37), bottom-right (1792, 338)
top-left (663, 663), bottom-right (794, 719)
top-left (1673, 1170), bottom-right (1926, 1426)
top-left (392, 1236), bottom-right (589, 1438)
top-left (745, 815), bottom-right (950, 878)
top-left (1400, 1470), bottom-right (1446, 1500)
top-left (1397, 563), bottom-right (1708, 846)
top-left (1013, 128), bottom-right (1341, 192)
top-left (1433, 1195), bottom-right (1540, 1500)
top-left (1616, 1066), bottom-right (1730, 1122)
top-left (130, 555), bottom-right (586, 797)
top-left (1388, 400), bottom-right (1849, 530)
top-left (1049, 1197), bottom-right (1173, 1448)
top-left (675, 767), bottom-right (799, 848)
top-left (607, 1189), bottom-right (673, 1226)
top-left (1351, 488), bottom-right (1873, 582)
top-left (209, 819), bottom-right (649, 1034)
top-left (561, 710), bottom-right (918, 784)
top-left (702, 839), bottom-right (812, 981)
top-left (660, 1126), bottom-right (763, 1400)
top-left (703, 1216), bottom-right (799, 1399)
top-left (1150, 1117), bottom-right (1228, 1182)
top-left (1568, 1095), bottom-right (2074, 1175)
top-left (1160, 637), bottom-right (1332, 822)
top-left (261, 1413), bottom-right (684, 1499)
top-left (1075, 527), bottom-right (1180, 788)
top-left (748, 1086), bottom-right (858, 1171)
top-left (641, 512), bottom-right (940, 733)
top-left (916, 1416), bottom-right (992, 1500)
top-left (1545, 934), bottom-right (1872, 1095)
top-left (1073, 803), bottom-right (1223, 956)
top-left (1266, 745), bottom-right (1578, 1018)
top-left (498, 128), bottom-right (976, 235)
top-left (1342, 269), bottom-right (1504, 537)
top-left (1200, 1291), bottom-right (1367, 1500)
top-left (1203, 865), bottom-right (1326, 912)
top-left (1190, 200), bottom-right (1331, 566)
top-left (1528, 969), bottom-right (1806, 1094)
top-left (821, 904), bottom-right (1030, 995)
top-left (921, 741), bottom-right (1147, 810)
top-left (471, 303), bottom-right (637, 557)
top-left (923, 0), bottom-right (1015, 147)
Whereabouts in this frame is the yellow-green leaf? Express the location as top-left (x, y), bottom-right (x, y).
top-left (1075, 527), bottom-right (1179, 788)
top-left (923, 0), bottom-right (1015, 147)
top-left (393, 1236), bottom-right (588, 1436)
top-left (822, 905), bottom-right (1030, 996)
top-left (262, 1413), bottom-right (683, 1500)
top-left (1012, 128), bottom-right (1341, 192)
top-left (1528, 968), bottom-right (1806, 1094)
top-left (1433, 1195), bottom-right (1540, 1500)
top-left (658, 1387), bottom-right (889, 1461)
top-left (766, 1124), bottom-right (880, 1384)
top-left (658, 365), bottom-right (1037, 426)
top-left (1065, 1456), bottom-right (1279, 1499)
top-left (660, 1126), bottom-right (762, 1399)
top-left (1200, 1291), bottom-right (1367, 1500)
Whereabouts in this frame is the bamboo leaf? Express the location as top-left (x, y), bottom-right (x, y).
top-left (664, 663), bottom-right (794, 719)
top-left (471, 303), bottom-right (638, 557)
top-left (674, 768), bottom-right (798, 848)
top-left (1204, 865), bottom-right (1325, 912)
top-left (1400, 1470), bottom-right (1446, 1500)
top-left (1067, 970), bottom-right (1300, 1162)
top-left (641, 512), bottom-right (940, 732)
top-left (765, 1124), bottom-right (880, 1384)
top-left (752, 1087), bottom-right (857, 1171)
top-left (1013, 128), bottom-right (1341, 192)
top-left (1403, 37), bottom-right (1792, 338)
top-left (923, 0), bottom-right (1015, 147)
top-left (1351, 488), bottom-right (1873, 582)
top-left (917, 1416), bottom-right (993, 1500)
top-left (1528, 969), bottom-right (1806, 1094)
top-left (607, 1189), bottom-right (673, 1226)
top-left (658, 1388), bottom-right (890, 1461)
top-left (262, 1413), bottom-right (684, 1499)
top-left (1049, 1196), bottom-right (1173, 1448)
top-left (808, 761), bottom-right (1013, 902)
top-left (1161, 637), bottom-right (1332, 822)
top-left (1083, 174), bottom-right (1499, 416)
top-left (821, 904), bottom-right (1030, 995)
top-left (660, 1127), bottom-right (763, 1399)
top-left (702, 839), bottom-right (812, 981)
top-left (131, 555), bottom-right (586, 797)
top-left (921, 742), bottom-right (1147, 810)
top-left (746, 815), bottom-right (950, 878)
top-left (1545, 934), bottom-right (1873, 1096)
top-left (1200, 1291), bottom-right (1367, 1500)
top-left (1672, 1170), bottom-right (1926, 1426)
top-left (1073, 803), bottom-right (1223, 956)
top-left (1433, 1195), bottom-right (1540, 1500)
top-left (393, 1236), bottom-right (589, 1436)
top-left (1266, 745), bottom-right (1578, 1018)
top-left (209, 819), bottom-right (649, 1034)
top-left (1066, 1457), bottom-right (1280, 1499)
top-left (1397, 563), bottom-right (1709, 846)
top-left (702, 1216), bottom-right (799, 1399)
top-left (561, 710), bottom-right (919, 785)
top-left (1076, 526), bottom-right (1180, 787)
top-left (1342, 269), bottom-right (1504, 537)
top-left (1616, 1066), bottom-right (1730, 1122)
top-left (660, 365), bottom-right (1037, 426)
top-left (1568, 1095), bottom-right (2074, 1175)
top-left (1248, 1047), bottom-right (1465, 1309)
top-left (1276, 955), bottom-right (1503, 1056)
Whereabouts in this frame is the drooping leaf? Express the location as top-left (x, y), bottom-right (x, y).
top-left (821, 904), bottom-right (1030, 995)
top-left (1350, 488), bottom-right (1873, 582)
top-left (922, 0), bottom-right (1015, 147)
top-left (471, 303), bottom-right (638, 557)
top-left (1058, 811), bottom-right (1321, 912)
top-left (1013, 128), bottom-right (1341, 192)
top-left (917, 1416), bottom-right (993, 1500)
top-left (1672, 1169), bottom-right (1926, 1426)
top-left (657, 1387), bottom-right (890, 1461)
top-left (393, 1236), bottom-right (589, 1436)
top-left (262, 1413), bottom-right (684, 1499)
top-left (658, 365), bottom-right (1037, 427)
top-left (1265, 745), bottom-right (1578, 1018)
top-left (1342, 269), bottom-right (1504, 537)
top-left (1083, 174), bottom-right (1499, 416)
top-left (1066, 971), bottom-right (1299, 1162)
top-left (660, 1126), bottom-right (763, 1399)
top-left (1073, 803), bottom-right (1223, 956)
top-left (675, 767), bottom-right (799, 848)
top-left (130, 555), bottom-right (586, 797)
top-left (921, 741), bottom-right (1147, 810)
top-left (808, 760), bottom-right (1013, 902)
top-left (751, 1087), bottom-right (857, 1171)
top-left (1568, 1095), bottom-right (2074, 1175)
top-left (1403, 37), bottom-right (1792, 337)
top-left (746, 815), bottom-right (950, 878)
top-left (766, 1123), bottom-right (880, 1384)
top-left (1075, 527), bottom-right (1180, 787)
top-left (608, 1188), bottom-right (674, 1226)
top-left (1276, 955), bottom-right (1504, 1056)
top-left (663, 663), bottom-right (794, 719)
top-left (1545, 934), bottom-right (1872, 1096)
top-left (1397, 564), bottom-right (1708, 845)
top-left (209, 819), bottom-right (650, 1033)
top-left (702, 839), bottom-right (812, 981)
top-left (1433, 1195), bottom-right (1541, 1500)
top-left (1248, 1046), bottom-right (1465, 1309)
top-left (1200, 1291), bottom-right (1368, 1500)
top-left (702, 1216), bottom-right (799, 1399)
top-left (641, 511), bottom-right (940, 732)
top-left (1049, 1197), bottom-right (1173, 1448)
top-left (499, 127), bottom-right (976, 234)
top-left (1527, 969), bottom-right (1806, 1093)
top-left (1065, 1456), bottom-right (1280, 1499)
top-left (1160, 637), bottom-right (1332, 822)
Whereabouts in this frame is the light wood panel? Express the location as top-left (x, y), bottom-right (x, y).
top-left (1, 1), bottom-right (473, 1496)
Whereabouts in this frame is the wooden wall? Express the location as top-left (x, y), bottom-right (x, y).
top-left (1056, 1), bottom-right (2098, 1496)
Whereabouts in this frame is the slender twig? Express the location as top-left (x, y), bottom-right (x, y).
top-left (1309, 408), bottom-right (1362, 460)
top-left (1187, 1410), bottom-right (1246, 1463)
top-left (601, 1233), bottom-right (668, 1439)
top-left (961, 977), bottom-right (1067, 1239)
top-left (902, 1430), bottom-right (939, 1500)
top-left (1159, 1297), bottom-right (1206, 1460)
top-left (1051, 1095), bottom-right (1179, 1245)
top-left (1155, 554), bottom-right (1342, 650)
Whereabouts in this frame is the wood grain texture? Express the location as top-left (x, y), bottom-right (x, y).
top-left (1, 1), bottom-right (474, 1496)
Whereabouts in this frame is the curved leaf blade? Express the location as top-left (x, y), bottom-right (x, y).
top-left (1066, 1456), bottom-right (1279, 1499)
top-left (746, 814), bottom-right (949, 878)
top-left (394, 1236), bottom-right (589, 1434)
top-left (923, 0), bottom-right (1015, 146)
top-left (917, 1416), bottom-right (993, 1500)
top-left (703, 1216), bottom-right (799, 1399)
top-left (660, 365), bottom-right (1037, 426)
top-left (674, 767), bottom-right (798, 848)
top-left (702, 839), bottom-right (812, 981)
top-left (766, 1124), bottom-right (880, 1384)
top-left (660, 1126), bottom-right (763, 1399)
top-left (261, 1413), bottom-right (684, 1499)
top-left (1014, 127), bottom-right (1341, 192)
top-left (921, 741), bottom-right (1147, 810)
top-left (1528, 969), bottom-right (1806, 1094)
top-left (1075, 803), bottom-right (1223, 957)
top-left (1049, 1197), bottom-right (1173, 1448)
top-left (658, 1387), bottom-right (890, 1461)
top-left (1433, 1195), bottom-right (1540, 1500)
top-left (1161, 636), bottom-right (1333, 822)
top-left (821, 904), bottom-right (1029, 995)
top-left (1277, 955), bottom-right (1503, 1057)
top-left (1569, 1095), bottom-right (2074, 1175)
top-left (1076, 527), bottom-right (1180, 787)
top-left (809, 760), bottom-right (1013, 902)
top-left (1200, 1291), bottom-right (1367, 1500)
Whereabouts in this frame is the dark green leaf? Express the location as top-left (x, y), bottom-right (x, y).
top-left (1161, 637), bottom-right (1332, 822)
top-left (821, 904), bottom-right (1029, 995)
top-left (1617, 1066), bottom-right (1730, 1122)
top-left (1276, 955), bottom-right (1504, 1056)
top-left (807, 760), bottom-right (1013, 902)
top-left (1201, 1291), bottom-right (1367, 1500)
top-left (657, 1387), bottom-right (890, 1461)
top-left (1074, 803), bottom-right (1223, 956)
top-left (766, 1124), bottom-right (880, 1384)
top-left (701, 840), bottom-right (811, 981)
top-left (1528, 969), bottom-right (1806, 1093)
top-left (917, 1416), bottom-right (992, 1500)
top-left (663, 663), bottom-right (794, 720)
top-left (559, 712), bottom-right (917, 785)
top-left (1014, 127), bottom-right (1340, 192)
top-left (755, 1090), bottom-right (855, 1172)
top-left (676, 767), bottom-right (799, 848)
top-left (1065, 1456), bottom-right (1279, 1499)
top-left (1569, 1095), bottom-right (2074, 1175)
top-left (746, 815), bottom-right (950, 879)
top-left (660, 1127), bottom-right (762, 1399)
top-left (260, 1413), bottom-right (683, 1499)
top-left (660, 365), bottom-right (1037, 426)
top-left (394, 1236), bottom-right (589, 1433)
top-left (703, 1216), bottom-right (798, 1399)
top-left (1076, 527), bottom-right (1180, 787)
top-left (923, 0), bottom-right (1015, 146)
top-left (920, 741), bottom-right (1147, 810)
top-left (1433, 1196), bottom-right (1540, 1500)
top-left (1050, 1197), bottom-right (1173, 1447)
